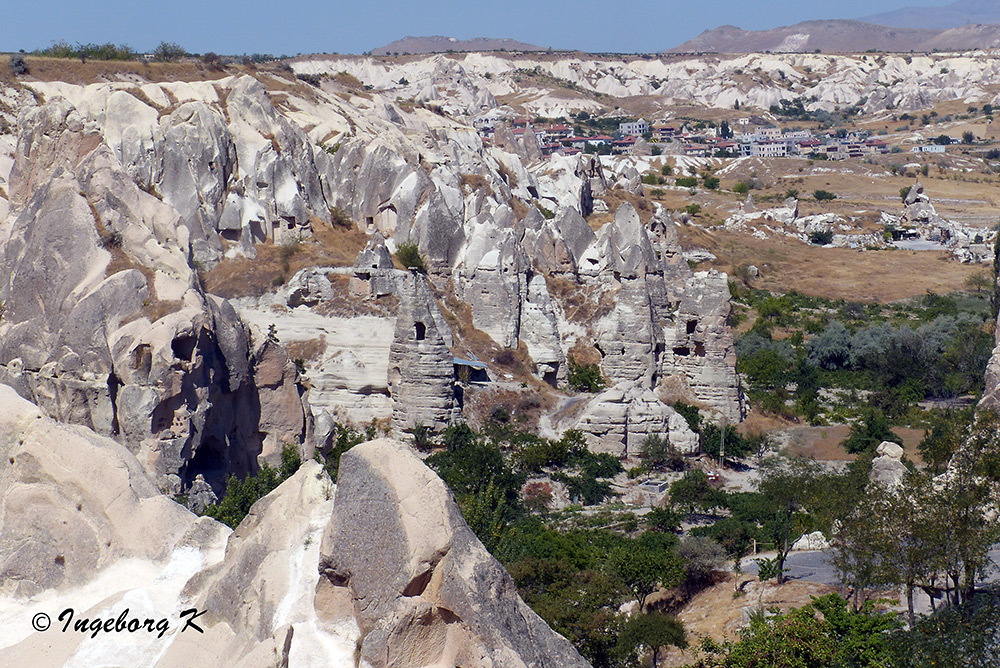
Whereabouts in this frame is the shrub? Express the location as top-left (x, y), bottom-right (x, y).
top-left (395, 242), bottom-right (427, 273)
top-left (703, 176), bottom-right (720, 190)
top-left (808, 230), bottom-right (833, 245)
top-left (640, 434), bottom-right (685, 471)
top-left (202, 52), bottom-right (225, 70)
top-left (732, 181), bottom-right (750, 195)
top-left (813, 189), bottom-right (837, 201)
top-left (675, 177), bottom-right (698, 188)
top-left (152, 41), bottom-right (185, 62)
top-left (567, 358), bottom-right (605, 393)
top-left (900, 185), bottom-right (913, 201)
top-left (9, 54), bottom-right (27, 75)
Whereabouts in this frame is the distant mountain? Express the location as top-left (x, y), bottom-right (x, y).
top-left (860, 0), bottom-right (1000, 30)
top-left (668, 18), bottom-right (1000, 53)
top-left (371, 36), bottom-right (547, 56)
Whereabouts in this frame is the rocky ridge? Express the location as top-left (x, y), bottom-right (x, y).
top-left (0, 64), bottom-right (742, 493)
top-left (293, 51), bottom-right (1000, 119)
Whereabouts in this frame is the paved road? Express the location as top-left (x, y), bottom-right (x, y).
top-left (741, 545), bottom-right (1000, 587)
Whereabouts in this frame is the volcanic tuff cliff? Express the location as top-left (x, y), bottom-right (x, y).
top-left (0, 58), bottom-right (745, 664)
top-left (0, 59), bottom-right (744, 467)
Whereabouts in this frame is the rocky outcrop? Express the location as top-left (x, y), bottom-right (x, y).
top-left (319, 438), bottom-right (592, 668)
top-left (387, 273), bottom-right (460, 432)
top-left (572, 382), bottom-right (699, 457)
top-left (349, 231), bottom-right (396, 298)
top-left (0, 87), bottom-right (309, 498)
top-left (870, 440), bottom-right (907, 490)
top-left (0, 385), bottom-right (223, 597)
top-left (665, 271), bottom-right (745, 422)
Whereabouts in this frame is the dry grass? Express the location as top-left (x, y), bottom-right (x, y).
top-left (781, 425), bottom-right (925, 463)
top-left (285, 336), bottom-right (328, 363)
top-left (202, 219), bottom-right (367, 299)
top-left (544, 275), bottom-right (615, 324)
top-left (657, 574), bottom-right (839, 667)
top-left (460, 173), bottom-right (495, 197)
top-left (12, 56), bottom-right (238, 85)
top-left (680, 226), bottom-right (980, 302)
top-left (314, 274), bottom-right (399, 317)
top-left (464, 385), bottom-right (556, 432)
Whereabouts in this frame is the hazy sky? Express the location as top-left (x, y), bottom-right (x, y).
top-left (4, 0), bottom-right (953, 56)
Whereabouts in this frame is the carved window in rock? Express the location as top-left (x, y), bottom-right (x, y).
top-left (686, 319), bottom-right (698, 335)
top-left (414, 321), bottom-right (426, 341)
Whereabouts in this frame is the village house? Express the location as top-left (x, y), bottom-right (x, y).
top-left (619, 118), bottom-right (650, 136)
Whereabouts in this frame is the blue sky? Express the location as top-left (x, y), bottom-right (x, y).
top-left (4, 0), bottom-right (952, 56)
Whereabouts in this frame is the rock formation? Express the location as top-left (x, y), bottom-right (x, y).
top-left (387, 272), bottom-right (460, 432)
top-left (319, 438), bottom-right (592, 668)
top-left (573, 383), bottom-right (699, 456)
top-left (0, 86), bottom-right (310, 499)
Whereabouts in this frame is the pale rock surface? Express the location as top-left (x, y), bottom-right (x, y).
top-left (319, 438), bottom-right (591, 668)
top-left (870, 440), bottom-right (907, 490)
top-left (571, 383), bottom-right (699, 457)
top-left (792, 531), bottom-right (831, 551)
top-left (387, 273), bottom-right (460, 432)
top-left (0, 385), bottom-right (221, 597)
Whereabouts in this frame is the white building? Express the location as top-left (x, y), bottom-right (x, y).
top-left (619, 118), bottom-right (649, 136)
top-left (751, 141), bottom-right (787, 158)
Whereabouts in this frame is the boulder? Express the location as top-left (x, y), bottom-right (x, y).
top-left (318, 438), bottom-right (591, 668)
top-left (286, 267), bottom-right (334, 307)
top-left (870, 440), bottom-right (906, 490)
top-left (792, 531), bottom-right (830, 551)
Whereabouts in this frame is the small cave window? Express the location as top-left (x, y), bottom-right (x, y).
top-left (694, 342), bottom-right (707, 357)
top-left (171, 335), bottom-right (197, 361)
top-left (686, 320), bottom-right (698, 335)
top-left (414, 321), bottom-right (426, 341)
top-left (673, 346), bottom-right (690, 357)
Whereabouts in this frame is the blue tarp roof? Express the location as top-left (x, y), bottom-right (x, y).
top-left (454, 357), bottom-right (488, 369)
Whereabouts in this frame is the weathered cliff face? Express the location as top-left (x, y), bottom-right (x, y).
top-left (0, 61), bottom-right (742, 481)
top-left (0, 85), bottom-right (309, 498)
top-left (387, 272), bottom-right (461, 432)
top-left (319, 438), bottom-right (592, 668)
top-left (0, 390), bottom-right (588, 667)
top-left (0, 385), bottom-right (222, 599)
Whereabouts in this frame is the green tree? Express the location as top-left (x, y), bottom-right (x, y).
top-left (618, 612), bottom-right (687, 667)
top-left (755, 458), bottom-right (822, 584)
top-left (568, 358), bottom-right (605, 393)
top-left (670, 470), bottom-right (724, 515)
top-left (152, 41), bottom-right (185, 62)
top-left (813, 189), bottom-right (837, 201)
top-left (841, 408), bottom-right (900, 455)
top-left (732, 181), bottom-right (750, 195)
top-left (395, 242), bottom-right (427, 272)
top-left (641, 433), bottom-right (684, 471)
top-left (610, 544), bottom-right (683, 611)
